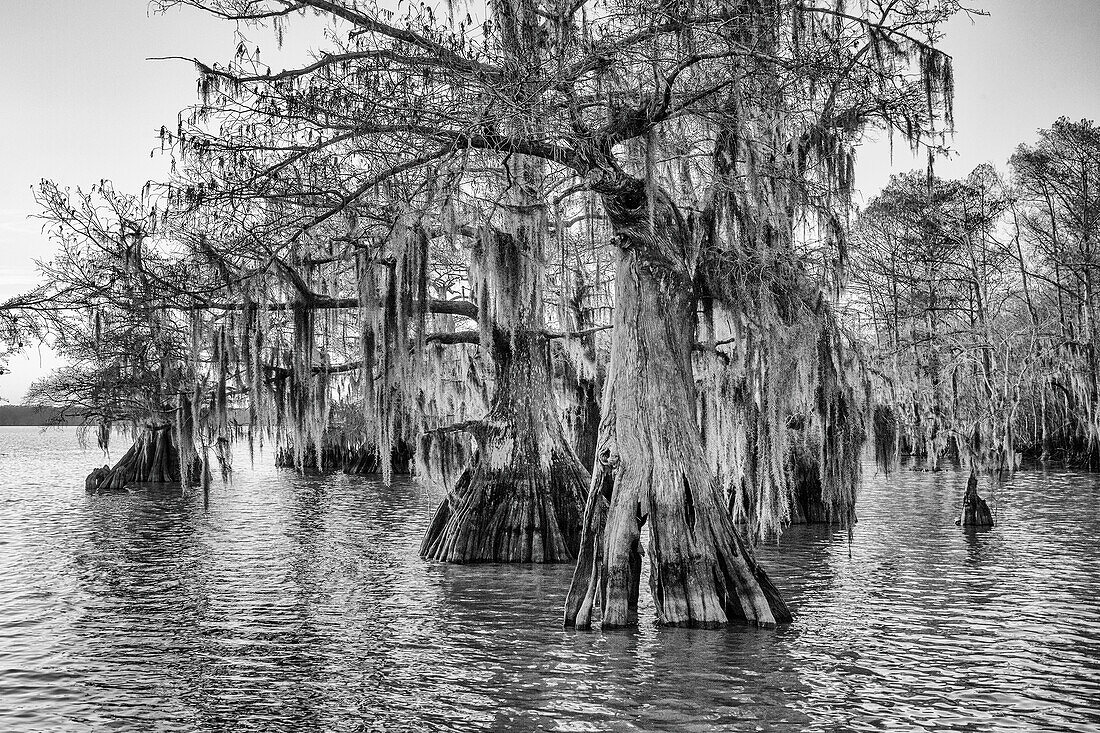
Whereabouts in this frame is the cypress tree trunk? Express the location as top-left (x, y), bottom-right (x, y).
top-left (420, 0), bottom-right (593, 562)
top-left (85, 423), bottom-right (197, 492)
top-left (564, 177), bottom-right (790, 629)
top-left (787, 431), bottom-right (828, 524)
top-left (1040, 383), bottom-right (1052, 460)
top-left (421, 330), bottom-right (588, 562)
top-left (420, 213), bottom-right (589, 563)
top-left (958, 471), bottom-right (994, 527)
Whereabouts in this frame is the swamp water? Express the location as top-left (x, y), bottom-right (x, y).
top-left (1, 426), bottom-right (1099, 732)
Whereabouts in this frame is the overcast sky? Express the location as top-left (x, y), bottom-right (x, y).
top-left (1, 0), bottom-right (1098, 402)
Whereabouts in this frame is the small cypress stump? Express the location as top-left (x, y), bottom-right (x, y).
top-left (958, 472), bottom-right (995, 527)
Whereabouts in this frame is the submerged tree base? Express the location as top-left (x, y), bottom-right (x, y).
top-left (958, 472), bottom-right (995, 527)
top-left (563, 202), bottom-right (792, 630)
top-left (274, 441), bottom-right (413, 476)
top-left (787, 437), bottom-right (855, 526)
top-left (85, 423), bottom-right (198, 493)
top-left (421, 437), bottom-right (588, 563)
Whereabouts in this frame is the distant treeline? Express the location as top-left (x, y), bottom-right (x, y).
top-left (0, 406), bottom-right (254, 427)
top-left (0, 406), bottom-right (80, 426)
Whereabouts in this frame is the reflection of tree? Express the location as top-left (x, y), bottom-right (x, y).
top-left (69, 488), bottom-right (206, 728)
top-left (184, 475), bottom-right (333, 732)
top-left (961, 522), bottom-right (998, 565)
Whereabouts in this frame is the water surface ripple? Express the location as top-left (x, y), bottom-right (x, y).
top-left (1, 426), bottom-right (1098, 731)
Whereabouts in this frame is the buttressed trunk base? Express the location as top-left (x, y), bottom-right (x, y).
top-left (85, 423), bottom-right (197, 493)
top-left (565, 179), bottom-right (791, 629)
top-left (421, 332), bottom-right (588, 562)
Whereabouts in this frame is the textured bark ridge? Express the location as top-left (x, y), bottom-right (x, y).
top-left (420, 330), bottom-right (589, 562)
top-left (564, 177), bottom-right (791, 629)
top-left (959, 472), bottom-right (995, 527)
top-left (85, 423), bottom-right (198, 493)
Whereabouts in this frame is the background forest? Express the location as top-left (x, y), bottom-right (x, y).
top-left (2, 0), bottom-right (1098, 630)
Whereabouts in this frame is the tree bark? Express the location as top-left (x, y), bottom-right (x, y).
top-left (564, 176), bottom-right (790, 629)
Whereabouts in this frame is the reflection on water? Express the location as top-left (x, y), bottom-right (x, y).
top-left (1, 426), bottom-right (1099, 731)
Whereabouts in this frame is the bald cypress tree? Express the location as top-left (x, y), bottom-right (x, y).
top-left (142, 0), bottom-right (959, 625)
